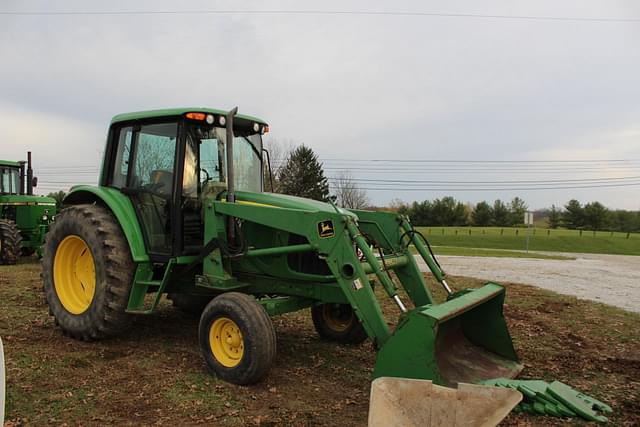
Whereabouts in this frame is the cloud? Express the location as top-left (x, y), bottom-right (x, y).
top-left (0, 1), bottom-right (639, 208)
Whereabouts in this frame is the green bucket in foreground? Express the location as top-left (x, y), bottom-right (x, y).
top-left (373, 283), bottom-right (523, 386)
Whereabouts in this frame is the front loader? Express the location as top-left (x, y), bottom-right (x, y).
top-left (40, 107), bottom-right (607, 423)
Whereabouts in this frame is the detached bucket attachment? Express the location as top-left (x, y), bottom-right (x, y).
top-left (373, 283), bottom-right (522, 386)
top-left (368, 377), bottom-right (522, 427)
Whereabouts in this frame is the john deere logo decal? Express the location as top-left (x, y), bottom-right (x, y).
top-left (318, 220), bottom-right (335, 238)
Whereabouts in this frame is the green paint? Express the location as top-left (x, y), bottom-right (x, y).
top-left (483, 378), bottom-right (612, 423)
top-left (258, 296), bottom-right (315, 316)
top-left (373, 283), bottom-right (521, 384)
top-left (126, 260), bottom-right (175, 313)
top-left (64, 186), bottom-right (149, 262)
top-left (0, 160), bottom-right (56, 254)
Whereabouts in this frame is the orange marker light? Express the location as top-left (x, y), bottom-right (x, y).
top-left (185, 112), bottom-right (206, 121)
top-left (263, 125), bottom-right (270, 134)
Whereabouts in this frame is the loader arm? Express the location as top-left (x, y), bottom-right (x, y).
top-left (201, 197), bottom-right (522, 385)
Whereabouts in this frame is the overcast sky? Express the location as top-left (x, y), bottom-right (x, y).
top-left (1, 0), bottom-right (639, 210)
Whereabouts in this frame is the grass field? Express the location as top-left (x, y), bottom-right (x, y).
top-left (416, 227), bottom-right (640, 256)
top-left (1, 260), bottom-right (639, 426)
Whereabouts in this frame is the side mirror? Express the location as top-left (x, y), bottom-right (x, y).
top-left (31, 176), bottom-right (38, 188)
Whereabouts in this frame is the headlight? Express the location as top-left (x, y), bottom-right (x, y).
top-left (41, 214), bottom-right (48, 221)
top-left (253, 123), bottom-right (260, 132)
top-left (206, 114), bottom-right (214, 124)
top-left (219, 116), bottom-right (226, 126)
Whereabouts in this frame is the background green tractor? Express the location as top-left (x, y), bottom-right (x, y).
top-left (41, 107), bottom-right (520, 388)
top-left (0, 152), bottom-right (56, 264)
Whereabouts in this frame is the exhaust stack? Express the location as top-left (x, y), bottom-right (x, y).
top-left (26, 151), bottom-right (34, 195)
top-left (18, 161), bottom-right (26, 195)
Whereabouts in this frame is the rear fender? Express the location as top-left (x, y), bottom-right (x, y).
top-left (63, 185), bottom-right (149, 262)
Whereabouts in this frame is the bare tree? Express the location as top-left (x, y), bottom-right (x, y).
top-left (263, 138), bottom-right (295, 192)
top-left (331, 171), bottom-right (370, 209)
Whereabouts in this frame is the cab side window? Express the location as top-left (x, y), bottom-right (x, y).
top-left (130, 124), bottom-right (177, 195)
top-left (110, 126), bottom-right (133, 188)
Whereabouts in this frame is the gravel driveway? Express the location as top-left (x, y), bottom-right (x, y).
top-left (415, 252), bottom-right (640, 313)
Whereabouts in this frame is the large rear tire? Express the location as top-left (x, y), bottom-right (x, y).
top-left (311, 303), bottom-right (368, 345)
top-left (0, 219), bottom-right (22, 265)
top-left (42, 204), bottom-right (135, 340)
top-left (199, 293), bottom-right (276, 385)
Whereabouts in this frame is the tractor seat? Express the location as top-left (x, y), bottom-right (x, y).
top-left (150, 170), bottom-right (174, 194)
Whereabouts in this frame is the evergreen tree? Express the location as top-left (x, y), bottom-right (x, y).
top-left (431, 197), bottom-right (466, 225)
top-left (508, 197), bottom-right (528, 226)
top-left (612, 210), bottom-right (640, 233)
top-left (562, 199), bottom-right (584, 229)
top-left (583, 201), bottom-right (609, 231)
top-left (491, 199), bottom-right (510, 226)
top-left (547, 205), bottom-right (561, 229)
top-left (277, 145), bottom-right (329, 201)
top-left (471, 201), bottom-right (492, 226)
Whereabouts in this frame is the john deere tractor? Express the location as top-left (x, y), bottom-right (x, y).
top-left (39, 108), bottom-right (615, 423)
top-left (41, 107), bottom-right (521, 387)
top-left (0, 152), bottom-right (56, 264)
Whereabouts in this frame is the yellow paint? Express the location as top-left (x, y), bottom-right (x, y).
top-left (323, 304), bottom-right (353, 332)
top-left (209, 317), bottom-right (244, 367)
top-left (53, 235), bottom-right (96, 314)
top-left (218, 198), bottom-right (278, 209)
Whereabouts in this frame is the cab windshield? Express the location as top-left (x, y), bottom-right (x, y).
top-left (183, 125), bottom-right (263, 199)
top-left (0, 167), bottom-right (20, 195)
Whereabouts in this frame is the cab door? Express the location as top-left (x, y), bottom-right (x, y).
top-left (179, 124), bottom-right (227, 254)
top-left (107, 121), bottom-right (180, 258)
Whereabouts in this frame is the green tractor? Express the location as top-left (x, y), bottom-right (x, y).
top-left (41, 107), bottom-right (521, 387)
top-left (38, 108), bottom-right (615, 423)
top-left (0, 152), bottom-right (56, 264)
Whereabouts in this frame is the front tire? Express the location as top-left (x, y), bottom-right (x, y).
top-left (0, 219), bottom-right (22, 265)
top-left (311, 303), bottom-right (368, 345)
top-left (42, 204), bottom-right (135, 340)
top-left (199, 293), bottom-right (276, 385)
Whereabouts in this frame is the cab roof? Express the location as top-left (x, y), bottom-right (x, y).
top-left (0, 160), bottom-right (21, 168)
top-left (111, 107), bottom-right (268, 125)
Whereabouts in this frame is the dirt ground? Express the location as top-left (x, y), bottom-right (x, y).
top-left (417, 252), bottom-right (640, 313)
top-left (1, 260), bottom-right (639, 426)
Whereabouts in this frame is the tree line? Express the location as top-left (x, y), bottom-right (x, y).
top-left (394, 196), bottom-right (640, 232)
top-left (396, 197), bottom-right (528, 227)
top-left (548, 200), bottom-right (640, 232)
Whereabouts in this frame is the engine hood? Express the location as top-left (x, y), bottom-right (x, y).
top-left (234, 191), bottom-right (357, 218)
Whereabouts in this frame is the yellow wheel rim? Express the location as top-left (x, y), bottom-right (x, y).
top-left (209, 317), bottom-right (244, 368)
top-left (322, 304), bottom-right (353, 333)
top-left (53, 235), bottom-right (96, 315)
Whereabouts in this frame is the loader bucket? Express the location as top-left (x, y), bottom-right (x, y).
top-left (373, 283), bottom-right (522, 386)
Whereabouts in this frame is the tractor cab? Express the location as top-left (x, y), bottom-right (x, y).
top-left (0, 162), bottom-right (21, 196)
top-left (100, 108), bottom-right (268, 259)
